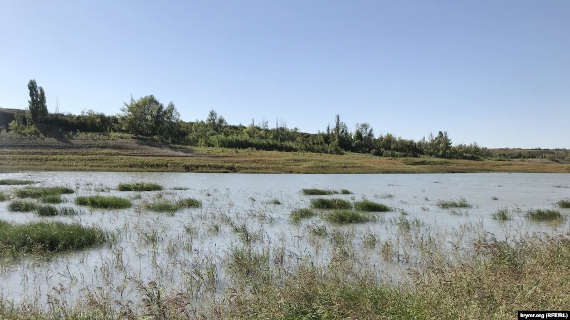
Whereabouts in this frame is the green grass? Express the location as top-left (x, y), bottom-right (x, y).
top-left (302, 188), bottom-right (337, 195)
top-left (36, 205), bottom-right (58, 217)
top-left (8, 200), bottom-right (38, 212)
top-left (146, 197), bottom-right (202, 213)
top-left (267, 199), bottom-right (281, 205)
top-left (340, 189), bottom-right (352, 194)
top-left (75, 196), bottom-right (132, 209)
top-left (310, 198), bottom-right (352, 210)
top-left (354, 200), bottom-right (390, 212)
top-left (324, 210), bottom-right (370, 224)
top-left (557, 200), bottom-right (570, 209)
top-left (118, 183), bottom-right (163, 191)
top-left (0, 192), bottom-right (7, 202)
top-left (290, 208), bottom-right (315, 223)
top-left (41, 194), bottom-right (63, 204)
top-left (0, 179), bottom-right (36, 185)
top-left (527, 209), bottom-right (562, 221)
top-left (437, 199), bottom-right (472, 209)
top-left (15, 186), bottom-right (74, 199)
top-left (492, 208), bottom-right (511, 221)
top-left (0, 220), bottom-right (106, 255)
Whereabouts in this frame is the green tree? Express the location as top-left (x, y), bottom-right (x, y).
top-left (27, 80), bottom-right (48, 123)
top-left (121, 95), bottom-right (180, 138)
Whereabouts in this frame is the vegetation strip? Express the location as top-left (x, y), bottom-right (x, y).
top-left (354, 200), bottom-right (390, 212)
top-left (310, 198), bottom-right (352, 209)
top-left (118, 183), bottom-right (163, 191)
top-left (75, 196), bottom-right (132, 209)
top-left (15, 186), bottom-right (74, 199)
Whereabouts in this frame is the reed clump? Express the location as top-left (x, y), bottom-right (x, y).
top-left (302, 188), bottom-right (337, 195)
top-left (41, 194), bottom-right (63, 204)
top-left (118, 183), bottom-right (163, 191)
top-left (15, 186), bottom-right (74, 199)
top-left (325, 210), bottom-right (369, 224)
top-left (8, 200), bottom-right (37, 212)
top-left (527, 209), bottom-right (562, 221)
top-left (492, 208), bottom-right (511, 221)
top-left (354, 200), bottom-right (390, 212)
top-left (290, 208), bottom-right (315, 223)
top-left (437, 199), bottom-right (472, 209)
top-left (557, 200), bottom-right (570, 209)
top-left (75, 196), bottom-right (132, 209)
top-left (310, 198), bottom-right (352, 210)
top-left (147, 198), bottom-right (202, 213)
top-left (0, 179), bottom-right (36, 185)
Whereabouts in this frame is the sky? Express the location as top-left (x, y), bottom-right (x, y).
top-left (1, 0), bottom-right (569, 148)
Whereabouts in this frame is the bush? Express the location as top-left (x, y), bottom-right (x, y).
top-left (75, 196), bottom-right (132, 209)
top-left (8, 200), bottom-right (37, 212)
top-left (310, 198), bottom-right (352, 210)
top-left (355, 200), bottom-right (390, 212)
top-left (290, 209), bottom-right (315, 223)
top-left (16, 187), bottom-right (74, 199)
top-left (325, 210), bottom-right (369, 224)
top-left (118, 183), bottom-right (163, 191)
top-left (0, 220), bottom-right (106, 254)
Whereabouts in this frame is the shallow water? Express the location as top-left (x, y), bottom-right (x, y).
top-left (0, 172), bottom-right (568, 310)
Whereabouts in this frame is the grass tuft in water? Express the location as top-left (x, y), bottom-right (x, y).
top-left (310, 198), bottom-right (352, 210)
top-left (177, 198), bottom-right (201, 208)
top-left (557, 200), bottom-right (570, 209)
top-left (527, 209), bottom-right (562, 221)
top-left (36, 205), bottom-right (58, 217)
top-left (437, 199), bottom-right (472, 209)
top-left (75, 196), bottom-right (132, 209)
top-left (8, 200), bottom-right (38, 212)
top-left (0, 192), bottom-right (7, 202)
top-left (290, 208), bottom-right (315, 223)
top-left (354, 200), bottom-right (390, 212)
top-left (324, 210), bottom-right (369, 224)
top-left (308, 224), bottom-right (328, 236)
top-left (0, 220), bottom-right (106, 255)
top-left (0, 179), bottom-right (36, 185)
top-left (147, 198), bottom-right (201, 213)
top-left (41, 194), bottom-right (63, 204)
top-left (492, 208), bottom-right (511, 221)
top-left (302, 188), bottom-right (337, 195)
top-left (340, 189), bottom-right (352, 194)
top-left (267, 199), bottom-right (281, 205)
top-left (118, 183), bottom-right (163, 191)
top-left (16, 187), bottom-right (74, 199)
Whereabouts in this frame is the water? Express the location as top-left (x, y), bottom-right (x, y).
top-left (0, 172), bottom-right (568, 310)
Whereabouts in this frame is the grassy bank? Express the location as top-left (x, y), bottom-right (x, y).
top-left (0, 142), bottom-right (569, 173)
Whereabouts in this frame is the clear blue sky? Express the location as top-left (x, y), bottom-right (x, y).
top-left (1, 0), bottom-right (569, 148)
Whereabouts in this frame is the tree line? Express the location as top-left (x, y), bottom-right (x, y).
top-left (8, 79), bottom-right (494, 160)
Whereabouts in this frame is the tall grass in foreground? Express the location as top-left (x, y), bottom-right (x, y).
top-left (15, 186), bottom-right (74, 199)
top-left (527, 209), bottom-right (562, 221)
top-left (557, 200), bottom-right (570, 209)
top-left (437, 199), bottom-right (472, 209)
top-left (75, 196), bottom-right (132, 209)
top-left (118, 183), bottom-right (163, 191)
top-left (0, 220), bottom-right (106, 255)
top-left (354, 200), bottom-right (390, 212)
top-left (310, 198), bottom-right (352, 209)
top-left (0, 179), bottom-right (36, 185)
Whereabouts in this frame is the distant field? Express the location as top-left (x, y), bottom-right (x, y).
top-left (0, 136), bottom-right (568, 173)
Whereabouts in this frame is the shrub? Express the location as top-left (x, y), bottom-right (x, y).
top-left (310, 198), bottom-right (352, 210)
top-left (302, 189), bottom-right (337, 195)
top-left (527, 209), bottom-right (562, 221)
top-left (118, 183), bottom-right (163, 191)
top-left (325, 210), bottom-right (369, 224)
top-left (75, 196), bottom-right (131, 209)
top-left (354, 200), bottom-right (390, 212)
top-left (290, 208), bottom-right (315, 223)
top-left (16, 186), bottom-right (74, 199)
top-left (0, 179), bottom-right (36, 185)
top-left (437, 199), bottom-right (472, 209)
top-left (8, 200), bottom-right (37, 212)
top-left (0, 220), bottom-right (106, 254)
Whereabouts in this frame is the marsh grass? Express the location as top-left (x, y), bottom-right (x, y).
top-left (354, 200), bottom-right (390, 212)
top-left (41, 194), bottom-right (63, 204)
top-left (266, 199), bottom-right (281, 205)
top-left (0, 192), bottom-right (7, 202)
top-left (302, 188), bottom-right (338, 195)
top-left (324, 210), bottom-right (369, 224)
top-left (308, 224), bottom-right (327, 236)
top-left (16, 186), bottom-right (74, 199)
top-left (437, 199), bottom-right (472, 209)
top-left (36, 205), bottom-right (58, 217)
top-left (0, 179), bottom-right (36, 185)
top-left (290, 208), bottom-right (315, 223)
top-left (492, 208), bottom-right (512, 221)
top-left (557, 200), bottom-right (570, 209)
top-left (527, 209), bottom-right (562, 221)
top-left (310, 198), bottom-right (352, 210)
top-left (0, 220), bottom-right (106, 255)
top-left (340, 189), bottom-right (352, 194)
top-left (147, 198), bottom-right (201, 213)
top-left (76, 196), bottom-right (132, 209)
top-left (8, 200), bottom-right (37, 212)
top-left (118, 183), bottom-right (163, 191)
